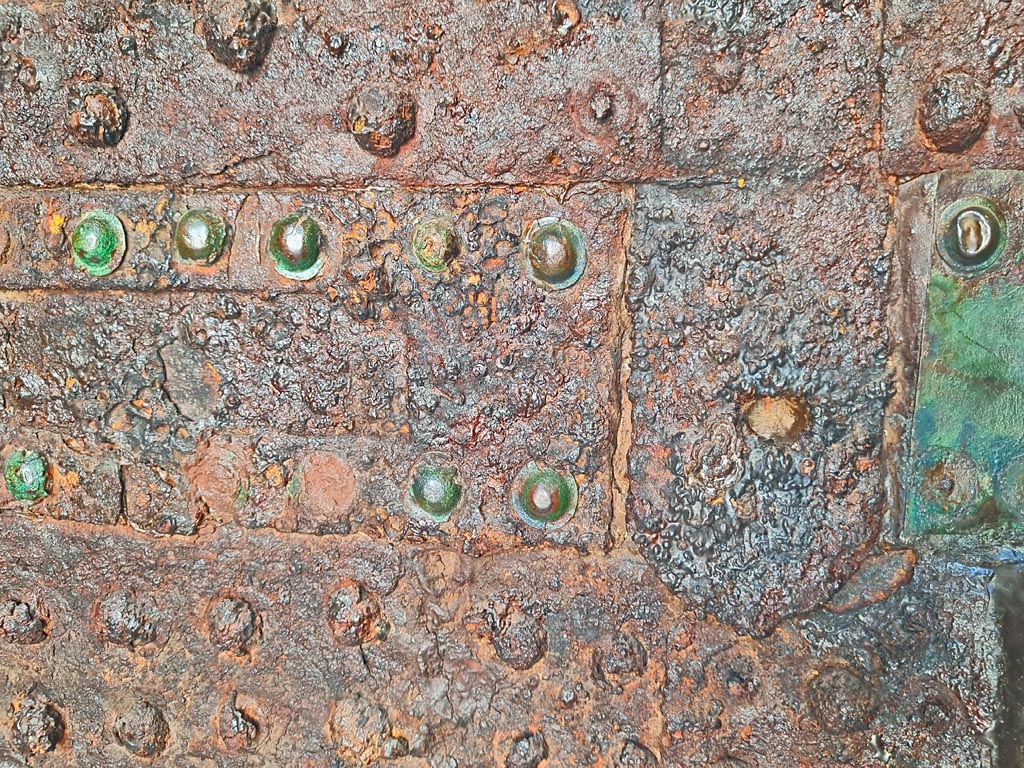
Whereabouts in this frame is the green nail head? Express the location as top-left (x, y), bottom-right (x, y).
top-left (523, 217), bottom-right (587, 290)
top-left (71, 211), bottom-right (126, 276)
top-left (268, 213), bottom-right (324, 280)
top-left (406, 454), bottom-right (462, 522)
top-left (512, 461), bottom-right (578, 528)
top-left (4, 450), bottom-right (49, 502)
top-left (174, 208), bottom-right (227, 265)
top-left (412, 219), bottom-right (460, 273)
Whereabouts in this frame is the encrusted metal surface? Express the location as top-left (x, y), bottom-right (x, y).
top-left (0, 0), bottom-right (1020, 765)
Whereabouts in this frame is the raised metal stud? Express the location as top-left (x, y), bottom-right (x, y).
top-left (71, 211), bottom-right (126, 276)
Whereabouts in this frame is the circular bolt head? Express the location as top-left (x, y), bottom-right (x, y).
top-left (918, 73), bottom-right (991, 152)
top-left (348, 87), bottom-right (417, 158)
top-left (411, 219), bottom-right (460, 273)
top-left (71, 210), bottom-right (126, 276)
top-left (406, 454), bottom-right (462, 521)
top-left (512, 461), bottom-right (578, 528)
top-left (268, 212), bottom-right (324, 280)
top-left (551, 0), bottom-right (581, 35)
top-left (114, 701), bottom-right (170, 758)
top-left (67, 81), bottom-right (129, 148)
top-left (205, 0), bottom-right (278, 73)
top-left (936, 196), bottom-right (1006, 274)
top-left (174, 208), bottom-right (227, 265)
top-left (523, 217), bottom-right (587, 289)
top-left (915, 447), bottom-right (983, 531)
top-left (4, 450), bottom-right (48, 502)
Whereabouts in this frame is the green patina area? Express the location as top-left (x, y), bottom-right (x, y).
top-left (4, 450), bottom-right (49, 502)
top-left (268, 213), bottom-right (323, 280)
top-left (411, 219), bottom-right (459, 273)
top-left (408, 463), bottom-right (462, 521)
top-left (909, 267), bottom-right (1024, 534)
top-left (71, 211), bottom-right (125, 276)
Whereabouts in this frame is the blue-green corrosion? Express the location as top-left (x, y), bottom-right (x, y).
top-left (908, 265), bottom-right (1024, 534)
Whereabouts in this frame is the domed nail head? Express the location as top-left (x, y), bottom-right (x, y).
top-left (411, 219), bottom-right (460, 274)
top-left (71, 210), bottom-right (126, 276)
top-left (512, 461), bottom-right (578, 528)
top-left (523, 217), bottom-right (587, 290)
top-left (405, 454), bottom-right (462, 522)
top-left (268, 213), bottom-right (325, 280)
top-left (174, 208), bottom-right (228, 265)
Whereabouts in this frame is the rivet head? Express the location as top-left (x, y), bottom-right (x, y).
top-left (67, 82), bottom-right (129, 147)
top-left (743, 394), bottom-right (810, 443)
top-left (406, 454), bottom-right (462, 521)
top-left (219, 694), bottom-right (259, 751)
top-left (204, 0), bottom-right (278, 73)
top-left (4, 450), bottom-right (48, 502)
top-left (918, 73), bottom-right (991, 152)
top-left (915, 447), bottom-right (981, 530)
top-left (174, 208), bottom-right (227, 265)
top-left (411, 219), bottom-right (460, 273)
top-left (11, 696), bottom-right (64, 756)
top-left (71, 211), bottom-right (126, 276)
top-left (936, 196), bottom-right (1006, 274)
top-left (551, 0), bottom-right (581, 35)
top-left (512, 461), bottom-right (578, 528)
top-left (268, 212), bottom-right (324, 280)
top-left (114, 701), bottom-right (170, 758)
top-left (348, 87), bottom-right (417, 158)
top-left (206, 596), bottom-right (260, 656)
top-left (523, 217), bottom-right (587, 289)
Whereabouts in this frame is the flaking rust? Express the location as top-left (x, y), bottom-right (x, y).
top-left (0, 0), bottom-right (1019, 766)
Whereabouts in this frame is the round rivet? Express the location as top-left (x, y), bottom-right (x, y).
top-left (512, 461), bottom-right (578, 528)
top-left (268, 213), bottom-right (324, 280)
top-left (204, 0), bottom-right (278, 73)
top-left (325, 31), bottom-right (347, 57)
top-left (114, 701), bottom-right (169, 758)
top-left (219, 694), bottom-right (259, 750)
top-left (11, 696), bottom-right (64, 756)
top-left (4, 450), bottom-right (48, 502)
top-left (411, 219), bottom-right (460, 273)
top-left (71, 211), bottom-right (126, 276)
top-left (523, 217), bottom-right (587, 290)
top-left (551, 0), bottom-right (581, 35)
top-left (327, 581), bottom-right (387, 646)
top-left (936, 196), bottom-right (1006, 274)
top-left (67, 82), bottom-right (129, 147)
top-left (405, 453), bottom-right (462, 521)
top-left (206, 596), bottom-right (260, 656)
top-left (918, 73), bottom-right (991, 153)
top-left (915, 447), bottom-right (982, 530)
top-left (743, 394), bottom-right (810, 443)
top-left (348, 87), bottom-right (417, 158)
top-left (174, 208), bottom-right (227, 265)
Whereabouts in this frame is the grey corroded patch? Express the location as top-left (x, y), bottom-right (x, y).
top-left (660, 0), bottom-right (880, 178)
top-left (626, 179), bottom-right (891, 636)
top-left (0, 0), bottom-right (662, 187)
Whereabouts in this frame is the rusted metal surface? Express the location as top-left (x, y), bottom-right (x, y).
top-left (0, 0), bottom-right (1021, 766)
